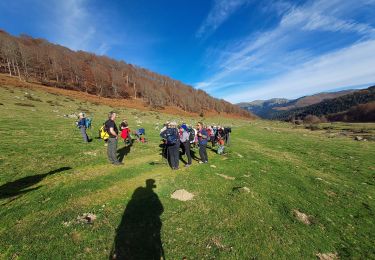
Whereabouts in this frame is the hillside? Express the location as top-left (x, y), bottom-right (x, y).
top-left (271, 86), bottom-right (375, 122)
top-left (1, 83), bottom-right (374, 259)
top-left (238, 90), bottom-right (355, 119)
top-left (0, 30), bottom-right (252, 118)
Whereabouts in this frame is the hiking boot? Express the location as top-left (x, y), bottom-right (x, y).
top-left (199, 161), bottom-right (204, 164)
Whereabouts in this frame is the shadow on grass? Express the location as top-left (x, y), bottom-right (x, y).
top-left (0, 166), bottom-right (72, 199)
top-left (117, 142), bottom-right (133, 163)
top-left (111, 179), bottom-right (165, 260)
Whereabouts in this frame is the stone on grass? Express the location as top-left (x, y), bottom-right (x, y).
top-left (293, 209), bottom-right (312, 225)
top-left (171, 189), bottom-right (194, 201)
top-left (77, 213), bottom-right (97, 224)
top-left (232, 186), bottom-right (250, 193)
top-left (210, 165), bottom-right (217, 168)
top-left (354, 136), bottom-right (363, 141)
top-left (215, 173), bottom-right (235, 180)
top-left (316, 252), bottom-right (339, 260)
top-left (235, 152), bottom-right (243, 158)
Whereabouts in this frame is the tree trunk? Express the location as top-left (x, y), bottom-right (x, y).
top-left (133, 82), bottom-right (136, 99)
top-left (6, 58), bottom-right (12, 76)
top-left (15, 60), bottom-right (21, 81)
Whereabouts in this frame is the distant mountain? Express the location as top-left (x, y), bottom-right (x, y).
top-left (271, 86), bottom-right (375, 122)
top-left (237, 90), bottom-right (356, 119)
top-left (237, 98), bottom-right (289, 118)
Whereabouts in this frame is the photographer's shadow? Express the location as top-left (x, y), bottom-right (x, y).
top-left (111, 179), bottom-right (165, 260)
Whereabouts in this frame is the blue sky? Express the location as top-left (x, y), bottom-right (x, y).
top-left (1, 0), bottom-right (375, 103)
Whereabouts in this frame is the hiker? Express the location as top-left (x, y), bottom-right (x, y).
top-left (197, 122), bottom-right (208, 163)
top-left (217, 127), bottom-right (225, 155)
top-left (77, 112), bottom-right (89, 143)
top-left (120, 119), bottom-right (132, 145)
top-left (179, 124), bottom-right (192, 167)
top-left (224, 127), bottom-right (231, 145)
top-left (105, 111), bottom-right (123, 165)
top-left (160, 122), bottom-right (180, 170)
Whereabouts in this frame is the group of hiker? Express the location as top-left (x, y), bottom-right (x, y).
top-left (76, 112), bottom-right (231, 169)
top-left (159, 121), bottom-right (231, 170)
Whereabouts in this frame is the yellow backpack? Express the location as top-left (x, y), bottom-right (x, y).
top-left (99, 124), bottom-right (109, 140)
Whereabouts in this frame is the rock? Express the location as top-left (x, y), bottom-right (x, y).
top-left (77, 213), bottom-right (97, 224)
top-left (316, 252), bottom-right (339, 260)
top-left (293, 209), bottom-right (312, 225)
top-left (354, 136), bottom-right (363, 141)
top-left (215, 173), bottom-right (235, 180)
top-left (210, 165), bottom-right (217, 168)
top-left (232, 186), bottom-right (250, 193)
top-left (171, 189), bottom-right (194, 201)
top-left (235, 152), bottom-right (243, 158)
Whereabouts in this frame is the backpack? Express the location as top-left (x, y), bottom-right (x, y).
top-left (166, 128), bottom-right (178, 145)
top-left (121, 128), bottom-right (129, 139)
top-left (188, 128), bottom-right (195, 142)
top-left (85, 118), bottom-right (92, 129)
top-left (137, 128), bottom-right (145, 135)
top-left (99, 124), bottom-right (109, 140)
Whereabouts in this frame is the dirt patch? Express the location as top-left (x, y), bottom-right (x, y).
top-left (293, 209), bottom-right (313, 225)
top-left (316, 252), bottom-right (339, 260)
top-left (206, 237), bottom-right (232, 251)
top-left (215, 173), bottom-right (235, 180)
top-left (171, 189), bottom-right (194, 201)
top-left (14, 102), bottom-right (35, 107)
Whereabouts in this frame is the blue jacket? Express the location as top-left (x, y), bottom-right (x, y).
top-left (198, 129), bottom-right (208, 145)
top-left (78, 118), bottom-right (86, 128)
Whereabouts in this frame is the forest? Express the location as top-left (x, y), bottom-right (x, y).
top-left (271, 86), bottom-right (375, 122)
top-left (0, 30), bottom-right (251, 117)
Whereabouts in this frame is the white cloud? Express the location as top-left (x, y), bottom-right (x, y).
top-left (196, 0), bottom-right (375, 101)
top-left (227, 39), bottom-right (375, 102)
top-left (196, 0), bottom-right (251, 38)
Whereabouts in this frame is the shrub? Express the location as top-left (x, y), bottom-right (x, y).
top-left (303, 115), bottom-right (321, 124)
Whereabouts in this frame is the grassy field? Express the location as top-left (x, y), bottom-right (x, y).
top-left (0, 83), bottom-right (374, 259)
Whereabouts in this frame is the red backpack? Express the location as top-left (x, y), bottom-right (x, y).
top-left (121, 128), bottom-right (130, 139)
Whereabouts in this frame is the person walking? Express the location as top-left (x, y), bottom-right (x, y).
top-left (160, 122), bottom-right (180, 170)
top-left (105, 111), bottom-right (123, 165)
top-left (197, 122), bottom-right (208, 164)
top-left (77, 112), bottom-right (89, 143)
top-left (180, 124), bottom-right (192, 167)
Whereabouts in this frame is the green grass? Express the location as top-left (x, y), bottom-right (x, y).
top-left (0, 85), bottom-right (374, 259)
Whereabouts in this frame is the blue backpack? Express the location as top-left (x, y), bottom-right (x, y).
top-left (85, 118), bottom-right (92, 129)
top-left (166, 128), bottom-right (178, 145)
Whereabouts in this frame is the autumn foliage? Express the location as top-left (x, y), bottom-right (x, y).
top-left (0, 30), bottom-right (253, 118)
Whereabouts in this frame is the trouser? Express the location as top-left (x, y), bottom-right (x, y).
top-left (199, 143), bottom-right (208, 162)
top-left (211, 136), bottom-right (215, 147)
top-left (107, 138), bottom-right (120, 164)
top-left (80, 127), bottom-right (89, 142)
top-left (167, 144), bottom-right (179, 169)
top-left (183, 141), bottom-right (192, 165)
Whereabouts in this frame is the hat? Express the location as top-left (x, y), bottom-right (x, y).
top-left (181, 124), bottom-right (188, 131)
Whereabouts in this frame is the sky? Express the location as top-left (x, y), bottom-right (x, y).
top-left (1, 0), bottom-right (375, 103)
